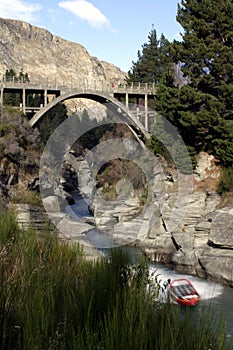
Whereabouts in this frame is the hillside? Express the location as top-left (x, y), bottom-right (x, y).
top-left (0, 18), bottom-right (126, 86)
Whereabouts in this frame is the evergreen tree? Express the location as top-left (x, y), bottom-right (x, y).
top-left (126, 2), bottom-right (233, 177)
top-left (18, 68), bottom-right (30, 83)
top-left (175, 0), bottom-right (233, 121)
top-left (127, 26), bottom-right (175, 85)
top-left (4, 68), bottom-right (18, 82)
top-left (3, 69), bottom-right (30, 106)
top-left (174, 0), bottom-right (233, 166)
top-left (148, 114), bottom-right (174, 164)
top-left (3, 68), bottom-right (30, 83)
top-left (154, 0), bottom-right (233, 168)
top-left (174, 138), bottom-right (193, 174)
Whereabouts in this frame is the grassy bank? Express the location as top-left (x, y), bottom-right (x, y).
top-left (0, 208), bottom-right (231, 350)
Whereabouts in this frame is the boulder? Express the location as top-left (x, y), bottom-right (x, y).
top-left (198, 250), bottom-right (233, 286)
top-left (42, 195), bottom-right (61, 213)
top-left (57, 216), bottom-right (101, 261)
top-left (9, 203), bottom-right (48, 230)
top-left (208, 207), bottom-right (233, 248)
top-left (193, 152), bottom-right (221, 182)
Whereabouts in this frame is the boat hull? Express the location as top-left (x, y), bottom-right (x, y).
top-left (169, 278), bottom-right (200, 306)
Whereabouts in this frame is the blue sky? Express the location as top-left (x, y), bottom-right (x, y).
top-left (0, 0), bottom-right (182, 72)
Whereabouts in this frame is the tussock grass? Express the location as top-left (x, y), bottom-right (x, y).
top-left (0, 208), bottom-right (231, 349)
top-left (10, 189), bottom-right (42, 207)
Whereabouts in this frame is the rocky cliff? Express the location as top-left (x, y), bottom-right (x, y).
top-left (0, 18), bottom-right (126, 85)
top-left (71, 153), bottom-right (233, 287)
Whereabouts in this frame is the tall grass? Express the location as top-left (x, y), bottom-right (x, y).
top-left (0, 208), bottom-right (231, 349)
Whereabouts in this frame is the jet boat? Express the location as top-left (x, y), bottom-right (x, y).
top-left (169, 278), bottom-right (200, 306)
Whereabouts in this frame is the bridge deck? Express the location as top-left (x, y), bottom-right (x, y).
top-left (0, 80), bottom-right (156, 96)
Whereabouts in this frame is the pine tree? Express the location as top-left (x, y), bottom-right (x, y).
top-left (175, 0), bottom-right (233, 121)
top-left (175, 0), bottom-right (233, 166)
top-left (4, 68), bottom-right (18, 82)
top-left (3, 69), bottom-right (30, 106)
top-left (154, 0), bottom-right (233, 168)
top-left (18, 68), bottom-right (30, 83)
top-left (127, 26), bottom-right (175, 85)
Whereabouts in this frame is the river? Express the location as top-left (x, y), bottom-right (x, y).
top-left (66, 194), bottom-right (233, 346)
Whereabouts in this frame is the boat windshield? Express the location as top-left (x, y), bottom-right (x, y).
top-left (172, 284), bottom-right (197, 296)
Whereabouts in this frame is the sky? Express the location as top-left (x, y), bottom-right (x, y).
top-left (0, 0), bottom-right (182, 72)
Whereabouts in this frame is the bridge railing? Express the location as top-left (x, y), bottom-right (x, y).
top-left (111, 82), bottom-right (156, 94)
top-left (0, 78), bottom-right (156, 95)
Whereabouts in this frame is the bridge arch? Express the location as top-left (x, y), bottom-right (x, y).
top-left (29, 90), bottom-right (150, 140)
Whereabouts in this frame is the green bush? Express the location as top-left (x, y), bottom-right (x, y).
top-left (11, 189), bottom-right (42, 207)
top-left (217, 167), bottom-right (233, 195)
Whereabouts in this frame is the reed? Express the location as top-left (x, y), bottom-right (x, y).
top-left (0, 208), bottom-right (231, 349)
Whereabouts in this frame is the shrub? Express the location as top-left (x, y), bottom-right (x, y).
top-left (217, 167), bottom-right (233, 195)
top-left (11, 189), bottom-right (42, 206)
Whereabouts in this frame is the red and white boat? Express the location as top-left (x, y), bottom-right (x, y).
top-left (169, 278), bottom-right (200, 306)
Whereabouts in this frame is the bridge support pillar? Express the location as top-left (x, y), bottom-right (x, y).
top-left (22, 88), bottom-right (26, 114)
top-left (145, 94), bottom-right (148, 131)
top-left (44, 89), bottom-right (47, 107)
top-left (0, 88), bottom-right (3, 107)
top-left (125, 92), bottom-right (129, 109)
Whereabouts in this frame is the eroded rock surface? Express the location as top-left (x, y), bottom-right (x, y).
top-left (0, 18), bottom-right (126, 86)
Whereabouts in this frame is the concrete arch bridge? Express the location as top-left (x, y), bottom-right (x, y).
top-left (0, 81), bottom-right (157, 140)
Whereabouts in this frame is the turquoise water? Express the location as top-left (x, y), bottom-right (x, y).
top-left (67, 194), bottom-right (233, 346)
top-left (150, 263), bottom-right (233, 344)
